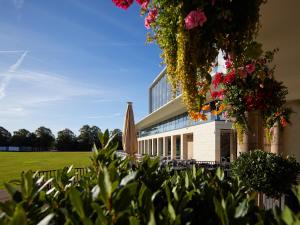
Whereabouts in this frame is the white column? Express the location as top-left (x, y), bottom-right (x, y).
top-left (180, 134), bottom-right (184, 160)
top-left (171, 136), bottom-right (175, 159)
top-left (163, 137), bottom-right (166, 157)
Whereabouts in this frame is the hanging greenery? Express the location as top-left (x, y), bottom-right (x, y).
top-left (112, 0), bottom-right (266, 116)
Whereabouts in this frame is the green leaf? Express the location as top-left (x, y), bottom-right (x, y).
top-left (148, 210), bottom-right (156, 225)
top-left (4, 183), bottom-right (17, 197)
top-left (129, 216), bottom-right (140, 225)
top-left (120, 171), bottom-right (137, 186)
top-left (37, 214), bottom-right (55, 225)
top-left (213, 197), bottom-right (228, 225)
top-left (216, 168), bottom-right (224, 181)
top-left (10, 205), bottom-right (27, 225)
top-left (168, 203), bottom-right (176, 221)
top-left (281, 207), bottom-right (294, 225)
top-left (234, 199), bottom-right (249, 218)
top-left (69, 188), bottom-right (85, 219)
top-left (99, 167), bottom-right (112, 207)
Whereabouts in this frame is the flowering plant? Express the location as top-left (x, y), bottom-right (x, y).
top-left (211, 49), bottom-right (291, 133)
top-left (112, 0), bottom-right (266, 117)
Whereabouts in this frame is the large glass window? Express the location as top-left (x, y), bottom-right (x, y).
top-left (150, 73), bottom-right (180, 113)
top-left (139, 111), bottom-right (224, 138)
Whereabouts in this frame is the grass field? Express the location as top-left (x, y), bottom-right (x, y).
top-left (0, 152), bottom-right (92, 189)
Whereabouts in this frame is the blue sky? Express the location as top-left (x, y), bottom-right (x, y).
top-left (0, 0), bottom-right (163, 135)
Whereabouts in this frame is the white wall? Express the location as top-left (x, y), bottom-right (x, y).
top-left (138, 120), bottom-right (233, 161)
top-left (282, 99), bottom-right (300, 161)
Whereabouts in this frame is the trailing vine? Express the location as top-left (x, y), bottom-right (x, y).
top-left (112, 0), bottom-right (266, 117)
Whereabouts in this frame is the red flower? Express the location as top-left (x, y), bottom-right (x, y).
top-left (211, 91), bottom-right (219, 99)
top-left (210, 89), bottom-right (225, 100)
top-left (145, 8), bottom-right (157, 29)
top-left (225, 60), bottom-right (232, 69)
top-left (245, 95), bottom-right (256, 111)
top-left (280, 117), bottom-right (288, 127)
top-left (223, 70), bottom-right (235, 84)
top-left (112, 0), bottom-right (133, 10)
top-left (238, 68), bottom-right (247, 79)
top-left (246, 63), bottom-right (255, 74)
top-left (212, 72), bottom-right (223, 88)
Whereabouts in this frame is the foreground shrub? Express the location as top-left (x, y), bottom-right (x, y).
top-left (0, 133), bottom-right (299, 225)
top-left (231, 150), bottom-right (300, 198)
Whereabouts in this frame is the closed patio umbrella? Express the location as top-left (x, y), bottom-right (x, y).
top-left (122, 102), bottom-right (138, 156)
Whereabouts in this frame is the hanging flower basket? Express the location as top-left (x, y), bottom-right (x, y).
top-left (112, 0), bottom-right (267, 116)
top-left (211, 50), bottom-right (292, 139)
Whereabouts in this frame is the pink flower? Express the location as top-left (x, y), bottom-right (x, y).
top-left (246, 63), bottom-right (255, 74)
top-left (223, 70), bottom-right (235, 84)
top-left (136, 0), bottom-right (149, 9)
top-left (141, 1), bottom-right (149, 10)
top-left (184, 9), bottom-right (207, 30)
top-left (224, 111), bottom-right (228, 118)
top-left (112, 0), bottom-right (133, 10)
top-left (144, 8), bottom-right (157, 29)
top-left (212, 72), bottom-right (223, 89)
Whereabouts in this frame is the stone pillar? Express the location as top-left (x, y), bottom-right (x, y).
top-left (163, 137), bottom-right (166, 157)
top-left (237, 110), bottom-right (264, 156)
top-left (271, 121), bottom-right (281, 155)
top-left (180, 134), bottom-right (184, 160)
top-left (171, 136), bottom-right (175, 159)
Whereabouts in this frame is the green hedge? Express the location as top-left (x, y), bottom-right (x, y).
top-left (0, 132), bottom-right (300, 225)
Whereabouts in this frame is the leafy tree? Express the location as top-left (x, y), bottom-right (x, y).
top-left (90, 126), bottom-right (101, 149)
top-left (0, 126), bottom-right (11, 146)
top-left (35, 127), bottom-right (55, 150)
top-left (56, 129), bottom-right (77, 151)
top-left (77, 125), bottom-right (94, 151)
top-left (111, 128), bottom-right (123, 150)
top-left (10, 129), bottom-right (32, 147)
top-left (77, 125), bottom-right (101, 151)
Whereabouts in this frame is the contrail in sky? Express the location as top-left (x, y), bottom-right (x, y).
top-left (0, 51), bottom-right (28, 99)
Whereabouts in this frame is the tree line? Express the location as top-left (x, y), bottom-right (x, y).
top-left (0, 125), bottom-right (122, 151)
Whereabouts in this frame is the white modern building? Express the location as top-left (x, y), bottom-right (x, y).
top-left (136, 66), bottom-right (236, 162)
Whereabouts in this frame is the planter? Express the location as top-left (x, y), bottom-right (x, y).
top-left (270, 121), bottom-right (282, 155)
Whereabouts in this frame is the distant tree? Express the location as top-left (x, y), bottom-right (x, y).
top-left (111, 129), bottom-right (123, 150)
top-left (77, 125), bottom-right (94, 151)
top-left (0, 127), bottom-right (11, 146)
top-left (10, 129), bottom-right (32, 147)
top-left (35, 127), bottom-right (55, 150)
top-left (90, 126), bottom-right (101, 149)
top-left (56, 129), bottom-right (77, 151)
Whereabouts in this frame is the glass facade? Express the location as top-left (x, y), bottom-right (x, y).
top-left (139, 111), bottom-right (225, 138)
top-left (150, 73), bottom-right (181, 113)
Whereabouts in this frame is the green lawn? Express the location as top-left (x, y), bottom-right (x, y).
top-left (0, 152), bottom-right (92, 189)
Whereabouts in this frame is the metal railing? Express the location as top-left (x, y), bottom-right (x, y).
top-left (35, 167), bottom-right (88, 182)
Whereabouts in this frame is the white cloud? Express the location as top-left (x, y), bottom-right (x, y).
top-left (87, 113), bottom-right (121, 119)
top-left (0, 51), bottom-right (27, 99)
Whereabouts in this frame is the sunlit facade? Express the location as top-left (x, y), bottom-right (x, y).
top-left (136, 66), bottom-right (236, 162)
